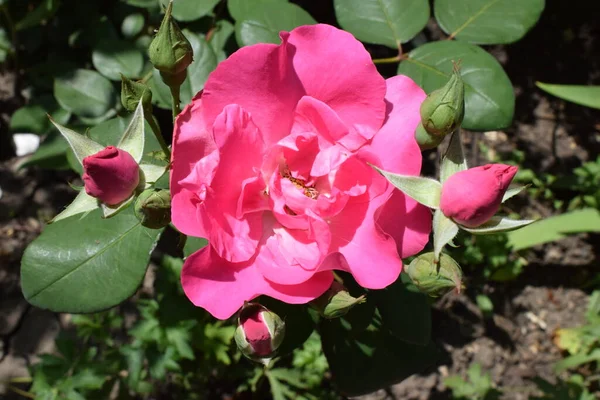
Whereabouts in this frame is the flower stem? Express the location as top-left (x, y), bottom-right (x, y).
top-left (170, 85), bottom-right (182, 120)
top-left (146, 114), bottom-right (171, 159)
top-left (372, 55), bottom-right (401, 64)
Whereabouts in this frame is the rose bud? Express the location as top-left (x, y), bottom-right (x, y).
top-left (310, 281), bottom-right (366, 319)
top-left (440, 164), bottom-right (518, 228)
top-left (82, 146), bottom-right (140, 206)
top-left (406, 252), bottom-right (463, 297)
top-left (417, 65), bottom-right (465, 148)
top-left (148, 0), bottom-right (193, 87)
top-left (234, 303), bottom-right (285, 360)
top-left (134, 188), bottom-right (171, 229)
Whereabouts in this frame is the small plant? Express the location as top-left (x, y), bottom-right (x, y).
top-left (444, 363), bottom-right (501, 400)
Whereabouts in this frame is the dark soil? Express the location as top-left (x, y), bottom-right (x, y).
top-left (1, 0), bottom-right (599, 399)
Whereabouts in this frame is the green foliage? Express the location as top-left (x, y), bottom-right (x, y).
top-left (21, 207), bottom-right (163, 312)
top-left (232, 0), bottom-right (316, 47)
top-left (531, 375), bottom-right (596, 400)
top-left (536, 82), bottom-right (600, 110)
top-left (444, 363), bottom-right (501, 400)
top-left (334, 0), bottom-right (430, 48)
top-left (434, 0), bottom-right (544, 44)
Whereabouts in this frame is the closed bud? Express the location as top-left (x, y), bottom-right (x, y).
top-left (406, 252), bottom-right (463, 297)
top-left (440, 164), bottom-right (518, 227)
top-left (420, 64), bottom-right (464, 137)
top-left (83, 146), bottom-right (140, 206)
top-left (415, 122), bottom-right (444, 151)
top-left (134, 188), bottom-right (171, 229)
top-left (310, 281), bottom-right (366, 319)
top-left (121, 75), bottom-right (153, 113)
top-left (234, 303), bottom-right (285, 361)
top-left (148, 1), bottom-right (193, 77)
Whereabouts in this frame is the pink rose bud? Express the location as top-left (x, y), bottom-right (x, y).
top-left (82, 146), bottom-right (140, 206)
top-left (234, 303), bottom-right (285, 360)
top-left (440, 164), bottom-right (518, 228)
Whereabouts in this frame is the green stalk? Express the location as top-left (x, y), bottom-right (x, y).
top-left (146, 114), bottom-right (171, 159)
top-left (170, 85), bottom-right (181, 120)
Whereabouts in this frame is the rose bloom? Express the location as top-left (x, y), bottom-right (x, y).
top-left (171, 24), bottom-right (431, 319)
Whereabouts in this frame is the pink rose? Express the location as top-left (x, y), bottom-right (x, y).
top-left (82, 146), bottom-right (140, 205)
top-left (171, 24), bottom-right (432, 319)
top-left (440, 164), bottom-right (518, 228)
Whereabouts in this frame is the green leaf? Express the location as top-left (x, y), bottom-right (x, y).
top-left (10, 95), bottom-right (71, 134)
top-left (183, 236), bottom-right (208, 258)
top-left (235, 1), bottom-right (316, 46)
top-left (398, 41), bottom-right (515, 131)
top-left (372, 166), bottom-right (441, 208)
top-left (536, 82), bottom-right (600, 110)
top-left (227, 0), bottom-right (286, 21)
top-left (54, 69), bottom-right (117, 119)
top-left (92, 40), bottom-right (145, 81)
top-left (117, 99), bottom-right (145, 163)
top-left (50, 119), bottom-right (104, 165)
top-left (52, 190), bottom-right (98, 223)
top-left (435, 0), bottom-right (545, 44)
top-left (120, 346), bottom-right (143, 390)
top-left (334, 0), bottom-right (430, 48)
top-left (21, 207), bottom-right (162, 313)
top-left (433, 209), bottom-right (459, 258)
top-left (100, 195), bottom-right (136, 219)
top-left (121, 13), bottom-right (145, 39)
top-left (15, 0), bottom-right (60, 31)
top-left (140, 163), bottom-right (168, 186)
top-left (320, 310), bottom-right (439, 396)
top-left (209, 20), bottom-right (234, 61)
top-left (476, 294), bottom-right (494, 318)
top-left (440, 130), bottom-right (468, 183)
top-left (507, 208), bottom-right (600, 251)
top-left (371, 274), bottom-right (431, 345)
top-left (159, 0), bottom-right (219, 22)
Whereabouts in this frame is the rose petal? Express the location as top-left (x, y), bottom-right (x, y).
top-left (287, 24), bottom-right (387, 141)
top-left (181, 246), bottom-right (333, 319)
top-left (202, 38), bottom-right (304, 145)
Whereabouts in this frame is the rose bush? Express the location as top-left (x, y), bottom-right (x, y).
top-left (171, 24), bottom-right (432, 319)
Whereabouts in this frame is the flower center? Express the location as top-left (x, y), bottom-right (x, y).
top-left (280, 166), bottom-right (319, 200)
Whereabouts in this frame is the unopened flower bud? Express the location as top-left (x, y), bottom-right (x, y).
top-left (310, 281), bottom-right (366, 319)
top-left (121, 75), bottom-right (153, 113)
top-left (420, 65), bottom-right (464, 137)
top-left (440, 164), bottom-right (518, 227)
top-left (406, 252), bottom-right (463, 297)
top-left (134, 188), bottom-right (171, 229)
top-left (234, 303), bottom-right (285, 361)
top-left (415, 122), bottom-right (444, 151)
top-left (82, 146), bottom-right (140, 205)
top-left (148, 1), bottom-right (193, 77)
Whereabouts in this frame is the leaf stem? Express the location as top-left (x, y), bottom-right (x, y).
top-left (372, 55), bottom-right (401, 64)
top-left (8, 385), bottom-right (35, 399)
top-left (146, 114), bottom-right (171, 159)
top-left (170, 85), bottom-right (181, 120)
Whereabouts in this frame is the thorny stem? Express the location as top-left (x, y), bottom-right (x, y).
top-left (146, 114), bottom-right (171, 159)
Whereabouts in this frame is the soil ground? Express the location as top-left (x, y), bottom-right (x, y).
top-left (1, 0), bottom-right (600, 399)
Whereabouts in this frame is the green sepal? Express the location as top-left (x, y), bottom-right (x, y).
top-left (372, 165), bottom-right (442, 209)
top-left (440, 130), bottom-right (468, 183)
top-left (117, 99), bottom-right (145, 163)
top-left (51, 189), bottom-right (99, 223)
top-left (49, 118), bottom-right (104, 166)
top-left (406, 252), bottom-right (463, 297)
top-left (433, 209), bottom-right (459, 260)
top-left (459, 216), bottom-right (536, 235)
